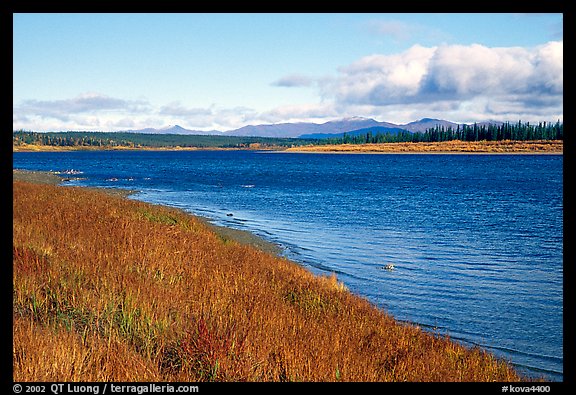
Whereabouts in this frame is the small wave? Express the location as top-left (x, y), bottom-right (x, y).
top-left (104, 177), bottom-right (135, 182)
top-left (241, 184), bottom-right (255, 188)
top-left (55, 169), bottom-right (83, 175)
top-left (484, 343), bottom-right (563, 364)
top-left (441, 332), bottom-right (563, 380)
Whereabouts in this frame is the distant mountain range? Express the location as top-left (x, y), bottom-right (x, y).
top-left (122, 124), bottom-right (220, 135)
top-left (121, 117), bottom-right (503, 139)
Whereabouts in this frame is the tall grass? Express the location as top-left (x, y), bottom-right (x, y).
top-left (286, 140), bottom-right (563, 153)
top-left (13, 180), bottom-right (523, 381)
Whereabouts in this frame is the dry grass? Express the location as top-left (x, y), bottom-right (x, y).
top-left (12, 144), bottom-right (203, 152)
top-left (285, 140), bottom-right (563, 153)
top-left (13, 180), bottom-right (523, 381)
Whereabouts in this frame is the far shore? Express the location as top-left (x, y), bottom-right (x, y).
top-left (12, 144), bottom-right (247, 152)
top-left (13, 139), bottom-right (563, 154)
top-left (12, 169), bottom-right (282, 256)
top-left (282, 140), bottom-right (563, 154)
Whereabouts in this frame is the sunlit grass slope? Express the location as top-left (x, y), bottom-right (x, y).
top-left (13, 180), bottom-right (522, 381)
top-left (285, 140), bottom-right (563, 153)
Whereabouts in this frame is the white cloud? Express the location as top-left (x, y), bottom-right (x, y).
top-left (159, 102), bottom-right (214, 117)
top-left (420, 41), bottom-right (563, 98)
top-left (13, 92), bottom-right (151, 127)
top-left (532, 40), bottom-right (563, 94)
top-left (14, 41), bottom-right (563, 131)
top-left (316, 41), bottom-right (563, 123)
top-left (272, 74), bottom-right (315, 88)
top-left (325, 44), bottom-right (436, 105)
top-left (257, 103), bottom-right (339, 124)
top-left (13, 93), bottom-right (172, 132)
top-left (211, 106), bottom-right (259, 130)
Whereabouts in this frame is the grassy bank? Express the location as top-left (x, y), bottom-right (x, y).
top-left (284, 140), bottom-right (563, 153)
top-left (12, 144), bottom-right (241, 152)
top-left (14, 139), bottom-right (563, 154)
top-left (13, 179), bottom-right (523, 381)
top-left (12, 169), bottom-right (282, 257)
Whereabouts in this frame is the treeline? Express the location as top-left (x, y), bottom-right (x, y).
top-left (13, 120), bottom-right (563, 149)
top-left (12, 131), bottom-right (319, 149)
top-left (329, 120), bottom-right (563, 145)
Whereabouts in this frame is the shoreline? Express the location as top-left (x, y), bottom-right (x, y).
top-left (12, 169), bottom-right (283, 256)
top-left (13, 139), bottom-right (563, 154)
top-left (13, 176), bottom-right (525, 381)
top-left (272, 149), bottom-right (563, 155)
top-left (12, 145), bottom-right (275, 153)
top-left (282, 140), bottom-right (563, 154)
top-left (12, 168), bottom-right (532, 381)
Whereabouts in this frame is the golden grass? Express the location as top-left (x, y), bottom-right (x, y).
top-left (285, 140), bottom-right (563, 153)
top-left (12, 143), bottom-right (204, 152)
top-left (13, 180), bottom-right (524, 381)
top-left (13, 140), bottom-right (563, 154)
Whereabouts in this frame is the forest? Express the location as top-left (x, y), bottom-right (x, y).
top-left (12, 131), bottom-right (317, 149)
top-left (332, 120), bottom-right (563, 145)
top-left (13, 120), bottom-right (563, 149)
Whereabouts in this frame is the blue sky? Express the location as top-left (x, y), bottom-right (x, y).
top-left (13, 13), bottom-right (563, 132)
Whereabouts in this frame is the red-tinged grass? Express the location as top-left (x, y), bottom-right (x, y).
top-left (13, 180), bottom-right (524, 381)
top-left (285, 140), bottom-right (563, 153)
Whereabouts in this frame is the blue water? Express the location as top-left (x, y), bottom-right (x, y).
top-left (13, 150), bottom-right (563, 381)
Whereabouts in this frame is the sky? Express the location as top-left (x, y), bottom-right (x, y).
top-left (13, 13), bottom-right (563, 132)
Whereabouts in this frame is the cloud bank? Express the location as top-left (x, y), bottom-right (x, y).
top-left (321, 41), bottom-right (562, 116)
top-left (13, 41), bottom-right (563, 131)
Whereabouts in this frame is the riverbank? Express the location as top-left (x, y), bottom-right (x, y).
top-left (13, 139), bottom-right (563, 154)
top-left (12, 144), bottom-right (246, 152)
top-left (12, 169), bottom-right (282, 256)
top-left (13, 169), bottom-right (137, 198)
top-left (283, 140), bottom-right (563, 154)
top-left (13, 173), bottom-right (525, 381)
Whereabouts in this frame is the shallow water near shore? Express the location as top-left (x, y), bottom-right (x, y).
top-left (13, 150), bottom-right (563, 380)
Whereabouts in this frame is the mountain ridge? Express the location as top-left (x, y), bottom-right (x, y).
top-left (120, 118), bottom-right (505, 138)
